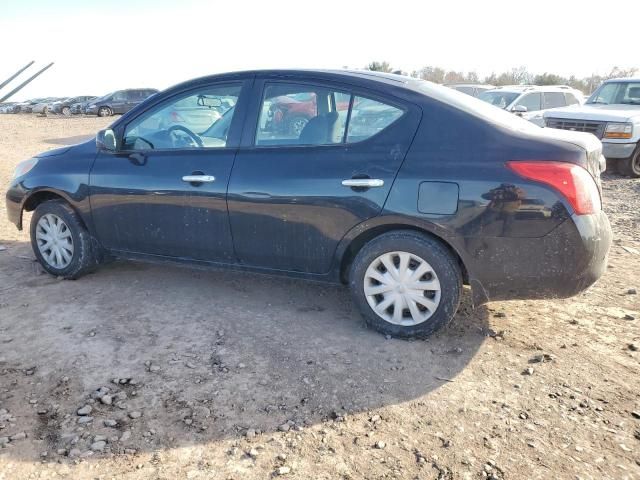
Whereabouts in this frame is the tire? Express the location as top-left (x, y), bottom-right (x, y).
top-left (61, 106), bottom-right (71, 116)
top-left (617, 146), bottom-right (640, 177)
top-left (287, 116), bottom-right (309, 137)
top-left (97, 106), bottom-right (112, 117)
top-left (349, 231), bottom-right (462, 339)
top-left (30, 200), bottom-right (98, 279)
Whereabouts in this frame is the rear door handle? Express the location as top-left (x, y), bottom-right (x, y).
top-left (341, 179), bottom-right (384, 188)
top-left (182, 175), bottom-right (215, 183)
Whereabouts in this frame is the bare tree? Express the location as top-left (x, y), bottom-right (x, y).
top-left (387, 62), bottom-right (639, 94)
top-left (415, 66), bottom-right (446, 83)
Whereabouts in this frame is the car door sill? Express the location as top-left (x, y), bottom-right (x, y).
top-left (109, 250), bottom-right (340, 284)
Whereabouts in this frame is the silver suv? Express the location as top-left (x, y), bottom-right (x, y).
top-left (479, 85), bottom-right (583, 126)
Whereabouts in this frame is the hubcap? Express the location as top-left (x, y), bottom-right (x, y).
top-left (364, 251), bottom-right (441, 326)
top-left (35, 214), bottom-right (74, 269)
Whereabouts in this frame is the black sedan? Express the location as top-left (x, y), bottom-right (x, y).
top-left (5, 70), bottom-right (611, 338)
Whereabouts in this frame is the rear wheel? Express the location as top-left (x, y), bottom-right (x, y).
top-left (97, 106), bottom-right (112, 117)
top-left (349, 231), bottom-right (462, 339)
top-left (30, 200), bottom-right (98, 279)
top-left (617, 146), bottom-right (640, 177)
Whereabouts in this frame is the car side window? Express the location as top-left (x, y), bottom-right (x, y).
top-left (122, 84), bottom-right (241, 151)
top-left (514, 93), bottom-right (541, 112)
top-left (346, 96), bottom-right (403, 143)
top-left (112, 91), bottom-right (126, 102)
top-left (565, 93), bottom-right (580, 105)
top-left (543, 92), bottom-right (566, 109)
top-left (255, 83), bottom-right (349, 146)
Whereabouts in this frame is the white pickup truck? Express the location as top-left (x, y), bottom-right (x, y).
top-left (544, 78), bottom-right (640, 177)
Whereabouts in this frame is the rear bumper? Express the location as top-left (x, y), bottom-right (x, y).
top-left (467, 210), bottom-right (611, 304)
top-left (602, 141), bottom-right (636, 159)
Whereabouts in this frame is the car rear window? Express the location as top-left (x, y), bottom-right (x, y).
top-left (254, 83), bottom-right (404, 147)
top-left (347, 97), bottom-right (404, 143)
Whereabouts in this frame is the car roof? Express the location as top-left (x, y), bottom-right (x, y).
top-left (170, 69), bottom-right (418, 91)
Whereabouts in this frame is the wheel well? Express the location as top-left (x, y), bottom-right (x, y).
top-left (22, 191), bottom-right (90, 230)
top-left (339, 224), bottom-right (469, 285)
top-left (23, 191), bottom-right (66, 213)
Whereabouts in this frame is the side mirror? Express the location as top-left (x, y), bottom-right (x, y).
top-left (512, 105), bottom-right (528, 114)
top-left (96, 128), bottom-right (116, 151)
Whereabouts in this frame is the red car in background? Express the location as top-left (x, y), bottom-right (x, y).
top-left (267, 92), bottom-right (350, 136)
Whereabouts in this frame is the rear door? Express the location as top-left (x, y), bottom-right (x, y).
top-left (227, 77), bottom-right (421, 274)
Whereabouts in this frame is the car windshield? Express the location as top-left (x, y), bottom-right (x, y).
top-left (587, 81), bottom-right (640, 105)
top-left (477, 91), bottom-right (521, 109)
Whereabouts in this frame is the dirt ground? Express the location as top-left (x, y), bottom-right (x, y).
top-left (0, 114), bottom-right (638, 480)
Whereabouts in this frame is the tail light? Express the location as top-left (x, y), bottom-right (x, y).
top-left (507, 161), bottom-right (601, 215)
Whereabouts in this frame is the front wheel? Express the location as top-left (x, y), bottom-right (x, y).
top-left (617, 146), bottom-right (640, 177)
top-left (349, 231), bottom-right (462, 339)
top-left (30, 200), bottom-right (98, 279)
top-left (97, 106), bottom-right (112, 117)
top-left (61, 106), bottom-right (71, 116)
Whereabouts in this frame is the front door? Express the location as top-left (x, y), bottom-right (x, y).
top-left (227, 79), bottom-right (421, 274)
top-left (89, 80), bottom-right (250, 262)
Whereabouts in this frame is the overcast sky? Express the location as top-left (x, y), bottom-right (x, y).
top-left (1, 0), bottom-right (638, 101)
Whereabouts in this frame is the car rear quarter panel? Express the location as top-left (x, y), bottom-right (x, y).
top-left (384, 95), bottom-right (591, 303)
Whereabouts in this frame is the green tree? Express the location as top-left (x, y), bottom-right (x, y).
top-left (366, 61), bottom-right (393, 73)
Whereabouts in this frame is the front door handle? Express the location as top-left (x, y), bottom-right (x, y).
top-left (341, 178), bottom-right (384, 188)
top-left (182, 175), bottom-right (215, 183)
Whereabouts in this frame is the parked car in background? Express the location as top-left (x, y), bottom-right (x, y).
top-left (446, 83), bottom-right (495, 97)
top-left (544, 78), bottom-right (640, 177)
top-left (20, 98), bottom-right (49, 113)
top-left (156, 93), bottom-right (227, 133)
top-left (265, 91), bottom-right (350, 137)
top-left (6, 70), bottom-right (611, 339)
top-left (49, 96), bottom-right (96, 116)
top-left (70, 97), bottom-right (97, 115)
top-left (0, 102), bottom-right (18, 113)
top-left (85, 89), bottom-right (159, 117)
top-left (32, 97), bottom-right (63, 114)
top-left (479, 85), bottom-right (583, 126)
